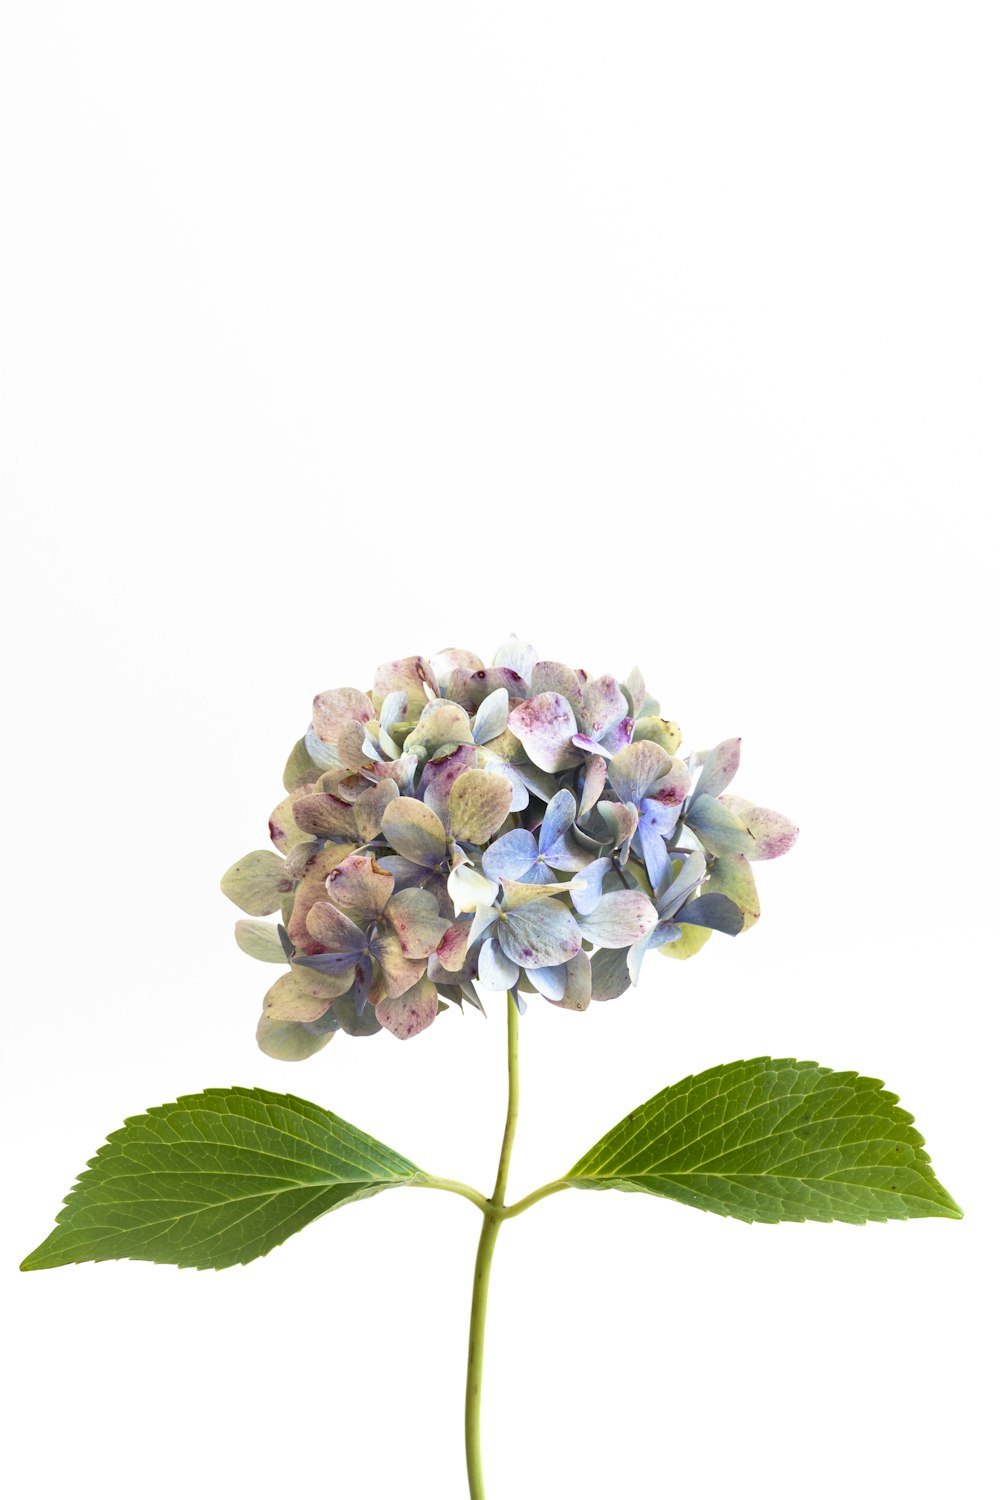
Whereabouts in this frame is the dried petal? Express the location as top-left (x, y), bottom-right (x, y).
top-left (497, 899), bottom-right (582, 969)
top-left (220, 850), bottom-right (294, 916)
top-left (256, 1010), bottom-right (334, 1061)
top-left (353, 778), bottom-right (399, 843)
top-left (234, 920), bottom-right (287, 963)
top-left (719, 796), bottom-right (799, 860)
top-left (449, 769), bottom-right (513, 844)
top-left (381, 797), bottom-right (448, 869)
top-left (576, 890), bottom-right (658, 948)
top-left (373, 656), bottom-right (438, 717)
top-left (291, 792), bottom-right (358, 841)
top-left (312, 687), bottom-right (376, 741)
top-left (607, 740), bottom-right (671, 806)
top-left (508, 692), bottom-right (579, 773)
top-left (685, 795), bottom-right (756, 857)
top-left (264, 971), bottom-right (333, 1024)
top-left (375, 977), bottom-right (439, 1040)
top-left (385, 887), bottom-right (450, 958)
top-left (371, 929), bottom-right (427, 998)
top-left (325, 853), bottom-right (395, 922)
top-left (306, 901), bottom-right (368, 954)
top-left (472, 688), bottom-right (510, 746)
top-left (693, 738), bottom-right (741, 801)
top-left (477, 936), bottom-right (520, 991)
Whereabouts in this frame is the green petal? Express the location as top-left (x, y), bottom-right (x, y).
top-left (283, 737), bottom-right (322, 792)
top-left (381, 797), bottom-right (448, 868)
top-left (403, 702), bottom-right (474, 757)
top-left (607, 740), bottom-right (671, 805)
top-left (268, 795), bottom-right (317, 854)
top-left (263, 971), bottom-right (333, 1023)
top-left (291, 792), bottom-right (358, 841)
top-left (633, 716), bottom-right (682, 755)
top-left (221, 850), bottom-right (294, 916)
top-left (234, 920), bottom-right (287, 963)
top-left (256, 1010), bottom-right (334, 1061)
top-left (707, 853), bottom-right (760, 930)
top-left (660, 922), bottom-right (713, 960)
top-left (373, 657), bottom-right (437, 717)
top-left (685, 795), bottom-right (756, 857)
top-left (371, 929), bottom-right (428, 998)
top-left (449, 769), bottom-right (513, 844)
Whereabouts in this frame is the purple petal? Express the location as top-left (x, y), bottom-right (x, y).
top-left (693, 737), bottom-right (742, 801)
top-left (507, 693), bottom-right (580, 773)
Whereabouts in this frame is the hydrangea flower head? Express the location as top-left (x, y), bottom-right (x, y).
top-left (221, 639), bottom-right (798, 1059)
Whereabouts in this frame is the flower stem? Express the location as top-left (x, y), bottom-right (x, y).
top-left (465, 990), bottom-right (519, 1500)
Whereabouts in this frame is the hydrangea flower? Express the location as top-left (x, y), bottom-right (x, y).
top-left (221, 639), bottom-right (798, 1058)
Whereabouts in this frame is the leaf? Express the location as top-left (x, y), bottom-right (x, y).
top-left (21, 1087), bottom-right (420, 1272)
top-left (566, 1058), bottom-right (962, 1224)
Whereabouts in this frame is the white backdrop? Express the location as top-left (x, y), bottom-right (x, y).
top-left (2, 6), bottom-right (995, 1498)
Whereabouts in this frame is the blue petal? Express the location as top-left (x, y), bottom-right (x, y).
top-left (539, 788), bottom-right (577, 853)
top-left (482, 827), bottom-right (538, 882)
top-left (638, 814), bottom-right (669, 890)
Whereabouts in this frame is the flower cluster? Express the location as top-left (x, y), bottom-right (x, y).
top-left (221, 640), bottom-right (797, 1059)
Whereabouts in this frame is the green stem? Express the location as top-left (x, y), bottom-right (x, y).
top-left (411, 1175), bottom-right (489, 1212)
top-left (465, 991), bottom-right (519, 1500)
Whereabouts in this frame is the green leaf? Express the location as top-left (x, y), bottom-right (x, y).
top-left (567, 1058), bottom-right (962, 1224)
top-left (22, 1087), bottom-right (420, 1272)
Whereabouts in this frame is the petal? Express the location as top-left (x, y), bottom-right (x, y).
top-left (472, 687), bottom-right (510, 746)
top-left (487, 762), bottom-right (531, 813)
top-left (659, 922), bottom-right (713, 960)
top-left (707, 852), bottom-right (760, 930)
top-left (589, 945), bottom-right (631, 1001)
top-left (637, 816), bottom-right (669, 890)
top-left (234, 920), bottom-right (287, 963)
top-left (429, 648), bottom-right (485, 696)
top-left (576, 890), bottom-right (658, 948)
top-left (449, 666), bottom-right (528, 711)
top-left (498, 899), bottom-right (582, 969)
top-left (685, 795), bottom-right (756, 856)
top-left (493, 635), bottom-right (538, 683)
top-left (580, 754), bottom-right (607, 816)
top-left (220, 850), bottom-right (295, 916)
top-left (371, 929), bottom-right (428, 998)
top-left (381, 797), bottom-right (448, 868)
top-left (306, 900), bottom-right (368, 953)
top-left (568, 857), bottom-right (610, 915)
top-left (530, 660), bottom-right (584, 703)
top-left (607, 740), bottom-right (671, 805)
top-left (327, 988), bottom-right (383, 1037)
top-left (291, 791), bottom-right (358, 841)
top-left (623, 666), bottom-right (648, 718)
top-left (539, 787), bottom-right (577, 852)
top-left (378, 688), bottom-right (410, 729)
top-left (263, 971), bottom-right (333, 1024)
top-left (420, 743), bottom-right (478, 825)
top-left (530, 963), bottom-right (567, 1001)
top-left (368, 753), bottom-right (418, 793)
top-left (375, 977), bottom-right (439, 1040)
top-left (658, 849), bottom-right (708, 916)
top-left (447, 862), bottom-right (500, 914)
top-left (692, 738), bottom-right (742, 801)
top-left (385, 887), bottom-right (451, 957)
top-left (449, 769), bottom-right (513, 844)
top-left (353, 779), bottom-right (400, 843)
top-left (477, 936), bottom-right (520, 991)
top-left (599, 717), bottom-right (634, 755)
top-left (404, 701), bottom-right (474, 757)
top-left (469, 903), bottom-right (500, 946)
top-left (552, 949), bottom-right (591, 1011)
top-left (633, 716), bottom-right (682, 755)
top-left (436, 918), bottom-right (473, 973)
top-left (312, 687), bottom-right (376, 741)
top-left (718, 796), bottom-right (799, 860)
top-left (675, 892), bottom-right (745, 935)
top-left (500, 877), bottom-right (582, 908)
top-left (507, 693), bottom-right (580, 773)
top-left (578, 674), bottom-right (629, 742)
top-left (267, 795), bottom-right (316, 854)
top-left (593, 799), bottom-right (639, 853)
top-left (482, 828), bottom-right (538, 882)
top-left (284, 736), bottom-right (324, 792)
top-left (286, 842), bottom-right (359, 952)
top-left (375, 656), bottom-right (439, 716)
top-left (256, 1010), bottom-right (334, 1061)
top-left (330, 720), bottom-right (373, 773)
top-left (304, 727), bottom-right (344, 770)
top-left (325, 852), bottom-right (395, 921)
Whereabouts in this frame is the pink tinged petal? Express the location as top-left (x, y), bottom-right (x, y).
top-left (375, 977), bottom-right (439, 1040)
top-left (286, 843), bottom-right (359, 952)
top-left (381, 797), bottom-right (448, 868)
top-left (497, 899), bottom-right (582, 969)
top-left (607, 740), bottom-right (672, 806)
top-left (719, 796), bottom-right (799, 861)
top-left (368, 754), bottom-right (418, 792)
top-left (306, 900), bottom-right (368, 954)
top-left (530, 660), bottom-right (584, 703)
top-left (685, 795), bottom-right (756, 857)
top-left (268, 796), bottom-right (315, 854)
top-left (449, 666), bottom-right (529, 711)
top-left (707, 853), bottom-right (760, 930)
top-left (599, 717), bottom-right (634, 755)
top-left (291, 792), bottom-right (358, 841)
top-left (256, 1011), bottom-right (334, 1061)
top-left (580, 755), bottom-right (607, 816)
top-left (623, 666), bottom-right (647, 718)
top-left (351, 778), bottom-right (399, 842)
top-left (569, 857), bottom-right (611, 915)
top-left (436, 918), bottom-right (473, 972)
top-left (328, 719), bottom-right (371, 773)
top-left (325, 853), bottom-right (395, 921)
top-left (472, 687), bottom-right (510, 746)
top-left (576, 890), bottom-right (658, 948)
top-left (264, 971), bottom-right (334, 1024)
top-left (429, 647), bottom-right (485, 696)
top-left (694, 738), bottom-right (742, 801)
top-left (312, 687), bottom-right (376, 741)
top-left (371, 932), bottom-right (427, 999)
top-left (530, 964), bottom-right (567, 1001)
top-left (449, 769), bottom-right (513, 844)
top-left (493, 636), bottom-right (538, 684)
top-left (571, 733), bottom-right (612, 759)
top-left (420, 743), bottom-right (477, 826)
top-left (220, 850), bottom-right (295, 916)
top-left (385, 887), bottom-right (451, 958)
top-left (589, 945), bottom-right (631, 1001)
top-left (477, 936), bottom-right (520, 991)
top-left (447, 862), bottom-right (500, 914)
top-left (507, 692), bottom-right (580, 773)
top-left (594, 800), bottom-right (640, 853)
top-left (373, 656), bottom-right (438, 717)
top-left (650, 756), bottom-right (691, 806)
top-left (578, 675), bottom-right (629, 743)
top-left (482, 828), bottom-right (538, 882)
